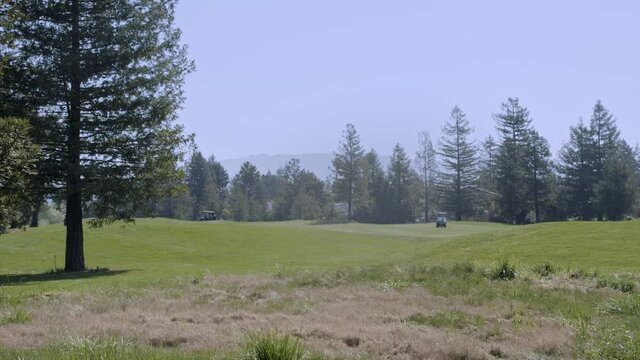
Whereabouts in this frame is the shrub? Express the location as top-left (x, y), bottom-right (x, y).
top-left (239, 331), bottom-right (308, 360)
top-left (491, 260), bottom-right (516, 281)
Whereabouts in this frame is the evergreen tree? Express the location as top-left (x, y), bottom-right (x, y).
top-left (415, 130), bottom-right (437, 222)
top-left (2, 0), bottom-right (193, 271)
top-left (355, 149), bottom-right (386, 222)
top-left (385, 144), bottom-right (416, 223)
top-left (589, 101), bottom-right (621, 220)
top-left (594, 140), bottom-right (637, 220)
top-left (331, 123), bottom-right (364, 220)
top-left (494, 98), bottom-right (532, 224)
top-left (525, 130), bottom-right (553, 223)
top-left (559, 120), bottom-right (596, 220)
top-left (476, 136), bottom-right (499, 220)
top-left (228, 162), bottom-right (264, 221)
top-left (207, 155), bottom-right (229, 216)
top-left (185, 151), bottom-right (215, 220)
top-left (438, 106), bottom-right (477, 221)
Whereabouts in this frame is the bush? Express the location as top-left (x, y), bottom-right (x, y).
top-left (491, 260), bottom-right (516, 281)
top-left (239, 331), bottom-right (309, 360)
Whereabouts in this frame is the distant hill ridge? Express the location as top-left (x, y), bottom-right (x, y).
top-left (221, 153), bottom-right (390, 180)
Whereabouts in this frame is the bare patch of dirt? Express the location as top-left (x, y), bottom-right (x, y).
top-left (0, 274), bottom-right (575, 359)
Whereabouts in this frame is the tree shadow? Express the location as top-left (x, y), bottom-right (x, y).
top-left (0, 268), bottom-right (131, 286)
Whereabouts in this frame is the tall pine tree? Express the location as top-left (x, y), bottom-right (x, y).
top-left (438, 106), bottom-right (477, 221)
top-left (415, 130), bottom-right (437, 222)
top-left (331, 123), bottom-right (364, 220)
top-left (3, 0), bottom-right (193, 270)
top-left (494, 98), bottom-right (532, 224)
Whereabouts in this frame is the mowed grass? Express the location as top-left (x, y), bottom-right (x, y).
top-left (421, 220), bottom-right (640, 272)
top-left (0, 219), bottom-right (502, 291)
top-left (1, 218), bottom-right (639, 292)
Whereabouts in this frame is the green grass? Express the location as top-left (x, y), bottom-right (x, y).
top-left (0, 219), bottom-right (504, 292)
top-left (2, 219), bottom-right (640, 294)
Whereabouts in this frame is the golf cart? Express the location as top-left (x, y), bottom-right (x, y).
top-left (436, 212), bottom-right (447, 228)
top-left (199, 210), bottom-right (217, 221)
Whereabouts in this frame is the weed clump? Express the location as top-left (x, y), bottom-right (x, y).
top-left (491, 260), bottom-right (516, 281)
top-left (239, 331), bottom-right (309, 360)
top-left (597, 274), bottom-right (636, 293)
top-left (532, 261), bottom-right (556, 277)
top-left (0, 309), bottom-right (31, 324)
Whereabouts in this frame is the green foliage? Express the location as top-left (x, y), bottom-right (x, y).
top-left (585, 327), bottom-right (640, 360)
top-left (438, 106), bottom-right (478, 221)
top-left (4, 0), bottom-right (193, 270)
top-left (229, 162), bottom-right (266, 221)
top-left (415, 130), bottom-right (437, 222)
top-left (384, 143), bottom-right (418, 223)
top-left (492, 260), bottom-right (516, 280)
top-left (331, 123), bottom-right (365, 220)
top-left (532, 261), bottom-right (556, 277)
top-left (239, 331), bottom-right (309, 360)
top-left (597, 274), bottom-right (636, 293)
top-left (0, 117), bottom-right (39, 231)
top-left (494, 98), bottom-right (533, 224)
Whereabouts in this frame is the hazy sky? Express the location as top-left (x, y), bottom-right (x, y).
top-left (175, 1), bottom-right (640, 161)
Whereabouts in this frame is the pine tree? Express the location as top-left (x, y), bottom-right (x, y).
top-left (386, 144), bottom-right (416, 223)
top-left (559, 120), bottom-right (596, 220)
top-left (594, 140), bottom-right (637, 220)
top-left (415, 130), bottom-right (437, 222)
top-left (494, 98), bottom-right (532, 224)
top-left (229, 162), bottom-right (264, 221)
top-left (207, 155), bottom-right (229, 216)
top-left (589, 101), bottom-right (621, 220)
top-left (2, 0), bottom-right (193, 271)
top-left (525, 130), bottom-right (553, 223)
top-left (355, 149), bottom-right (386, 222)
top-left (331, 123), bottom-right (364, 220)
top-left (438, 106), bottom-right (477, 221)
top-left (186, 151), bottom-right (216, 220)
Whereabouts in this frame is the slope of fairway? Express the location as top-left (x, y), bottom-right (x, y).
top-left (2, 219), bottom-right (639, 291)
top-left (420, 220), bottom-right (640, 271)
top-left (0, 219), bottom-right (504, 290)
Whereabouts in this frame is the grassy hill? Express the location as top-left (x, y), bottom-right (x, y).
top-left (2, 219), bottom-right (640, 359)
top-left (1, 219), bottom-right (639, 291)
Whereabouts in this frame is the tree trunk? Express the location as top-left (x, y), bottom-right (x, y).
top-left (30, 202), bottom-right (40, 227)
top-left (65, 0), bottom-right (85, 272)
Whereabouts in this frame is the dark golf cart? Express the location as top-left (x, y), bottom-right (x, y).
top-left (199, 210), bottom-right (217, 221)
top-left (436, 212), bottom-right (447, 228)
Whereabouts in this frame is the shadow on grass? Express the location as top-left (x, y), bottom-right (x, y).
top-left (0, 268), bottom-right (130, 286)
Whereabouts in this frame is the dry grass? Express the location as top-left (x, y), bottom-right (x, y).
top-left (0, 273), bottom-right (576, 359)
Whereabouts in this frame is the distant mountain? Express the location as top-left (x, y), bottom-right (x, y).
top-left (220, 153), bottom-right (390, 180)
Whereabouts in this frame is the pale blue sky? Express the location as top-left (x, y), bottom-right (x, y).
top-left (175, 1), bottom-right (640, 161)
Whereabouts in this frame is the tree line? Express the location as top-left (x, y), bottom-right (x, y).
top-left (162, 98), bottom-right (638, 224)
top-left (1, 1), bottom-right (638, 272)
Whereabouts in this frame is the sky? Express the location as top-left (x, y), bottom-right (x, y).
top-left (174, 1), bottom-right (640, 161)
